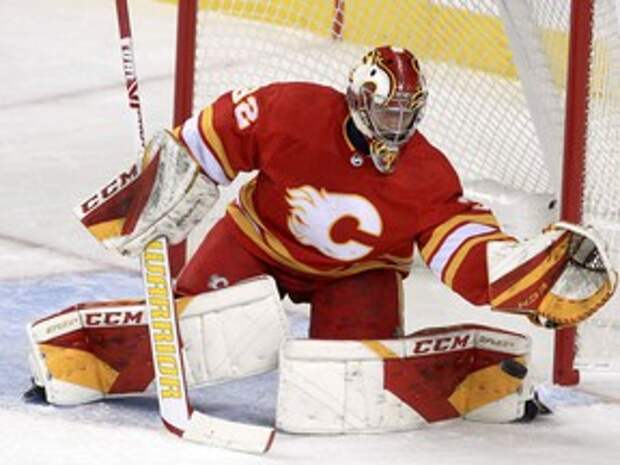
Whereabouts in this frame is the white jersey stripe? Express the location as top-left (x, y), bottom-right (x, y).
top-left (429, 223), bottom-right (497, 278)
top-left (182, 114), bottom-right (231, 186)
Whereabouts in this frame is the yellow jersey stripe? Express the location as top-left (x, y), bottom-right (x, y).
top-left (443, 231), bottom-right (512, 288)
top-left (421, 213), bottom-right (499, 263)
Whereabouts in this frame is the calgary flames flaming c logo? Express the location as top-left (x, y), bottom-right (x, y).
top-left (286, 186), bottom-right (382, 261)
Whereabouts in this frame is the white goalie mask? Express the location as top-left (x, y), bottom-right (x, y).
top-left (346, 46), bottom-right (428, 174)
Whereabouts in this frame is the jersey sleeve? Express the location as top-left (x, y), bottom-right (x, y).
top-left (414, 150), bottom-right (515, 306)
top-left (172, 86), bottom-right (274, 185)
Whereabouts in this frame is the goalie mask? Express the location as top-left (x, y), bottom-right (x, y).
top-left (346, 46), bottom-right (428, 174)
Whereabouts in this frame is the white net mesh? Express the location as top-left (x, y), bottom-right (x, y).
top-left (185, 0), bottom-right (620, 371)
top-left (192, 1), bottom-right (553, 191)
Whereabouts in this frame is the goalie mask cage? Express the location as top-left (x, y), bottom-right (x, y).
top-left (172, 0), bottom-right (620, 385)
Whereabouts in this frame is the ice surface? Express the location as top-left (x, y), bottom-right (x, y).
top-left (1, 0), bottom-right (620, 464)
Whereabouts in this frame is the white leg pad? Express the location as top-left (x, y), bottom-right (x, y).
top-left (276, 325), bottom-right (532, 434)
top-left (26, 275), bottom-right (288, 405)
top-left (277, 339), bottom-right (427, 434)
top-left (179, 275), bottom-right (289, 387)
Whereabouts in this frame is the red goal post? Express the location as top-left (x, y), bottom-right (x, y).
top-left (172, 0), bottom-right (620, 385)
top-left (555, 0), bottom-right (594, 386)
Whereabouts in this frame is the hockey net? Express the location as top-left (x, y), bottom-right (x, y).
top-left (172, 0), bottom-right (620, 383)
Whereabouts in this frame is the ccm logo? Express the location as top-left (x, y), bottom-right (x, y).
top-left (412, 334), bottom-right (471, 355)
top-left (80, 164), bottom-right (139, 215)
top-left (84, 310), bottom-right (144, 327)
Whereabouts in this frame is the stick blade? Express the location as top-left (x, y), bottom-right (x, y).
top-left (183, 411), bottom-right (276, 454)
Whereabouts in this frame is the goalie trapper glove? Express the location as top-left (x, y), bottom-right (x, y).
top-left (487, 221), bottom-right (617, 328)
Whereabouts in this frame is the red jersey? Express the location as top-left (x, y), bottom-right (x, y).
top-left (175, 83), bottom-right (512, 304)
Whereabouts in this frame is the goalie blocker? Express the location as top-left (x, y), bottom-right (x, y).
top-left (74, 130), bottom-right (219, 257)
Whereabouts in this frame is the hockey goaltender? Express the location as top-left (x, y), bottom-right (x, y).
top-left (25, 46), bottom-right (616, 439)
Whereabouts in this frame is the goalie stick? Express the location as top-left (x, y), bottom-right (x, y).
top-left (113, 0), bottom-right (275, 453)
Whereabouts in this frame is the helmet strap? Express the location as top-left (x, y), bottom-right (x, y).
top-left (346, 117), bottom-right (371, 155)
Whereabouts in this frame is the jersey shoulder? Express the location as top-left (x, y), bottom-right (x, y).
top-left (396, 133), bottom-right (471, 234)
top-left (256, 82), bottom-right (347, 125)
top-left (403, 132), bottom-right (463, 194)
top-left (258, 81), bottom-right (344, 103)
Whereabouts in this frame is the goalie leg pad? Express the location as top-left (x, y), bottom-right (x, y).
top-left (276, 324), bottom-right (532, 434)
top-left (27, 275), bottom-right (288, 405)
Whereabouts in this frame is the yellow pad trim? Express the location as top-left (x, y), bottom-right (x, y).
top-left (361, 340), bottom-right (399, 359)
top-left (449, 356), bottom-right (525, 415)
top-left (39, 344), bottom-right (119, 394)
top-left (539, 280), bottom-right (614, 326)
top-left (491, 234), bottom-right (570, 308)
top-left (87, 218), bottom-right (125, 242)
top-left (175, 295), bottom-right (194, 317)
